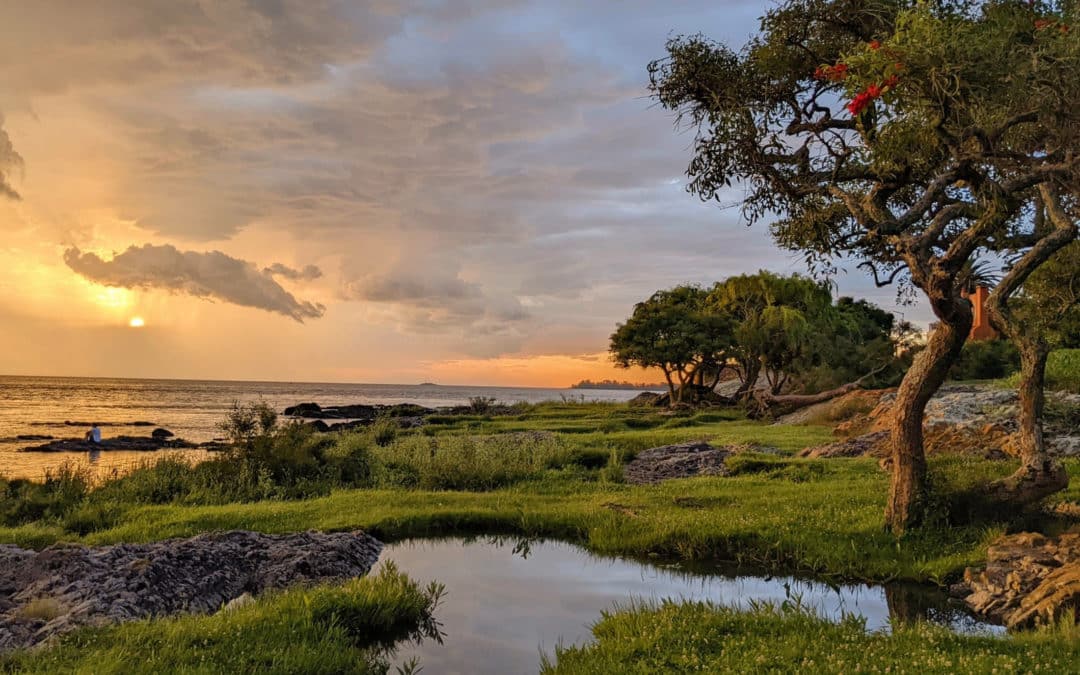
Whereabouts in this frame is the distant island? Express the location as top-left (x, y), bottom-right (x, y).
top-left (569, 379), bottom-right (666, 390)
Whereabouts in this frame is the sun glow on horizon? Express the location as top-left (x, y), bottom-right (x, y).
top-left (129, 316), bottom-right (145, 328)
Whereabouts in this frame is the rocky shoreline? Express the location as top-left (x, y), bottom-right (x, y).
top-left (0, 530), bottom-right (384, 651)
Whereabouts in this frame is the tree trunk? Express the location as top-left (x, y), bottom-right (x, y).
top-left (885, 311), bottom-right (970, 534)
top-left (662, 370), bottom-right (677, 407)
top-left (980, 184), bottom-right (1075, 504)
top-left (986, 341), bottom-right (1068, 503)
top-left (736, 359), bottom-right (761, 398)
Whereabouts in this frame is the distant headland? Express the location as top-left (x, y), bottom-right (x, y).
top-left (568, 379), bottom-right (665, 390)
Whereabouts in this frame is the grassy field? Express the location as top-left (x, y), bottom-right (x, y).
top-left (542, 601), bottom-right (1080, 674)
top-left (2, 400), bottom-right (1078, 673)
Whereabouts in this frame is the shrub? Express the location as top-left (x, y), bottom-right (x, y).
top-left (1002, 348), bottom-right (1080, 394)
top-left (370, 416), bottom-right (398, 447)
top-left (950, 340), bottom-right (1020, 381)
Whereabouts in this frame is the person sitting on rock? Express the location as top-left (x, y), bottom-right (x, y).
top-left (85, 424), bottom-right (102, 445)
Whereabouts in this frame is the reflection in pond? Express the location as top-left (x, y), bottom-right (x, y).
top-left (378, 538), bottom-right (1000, 675)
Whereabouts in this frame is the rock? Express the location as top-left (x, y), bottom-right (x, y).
top-left (14, 435), bottom-right (53, 442)
top-left (628, 392), bottom-right (663, 407)
top-left (223, 592), bottom-right (254, 612)
top-left (0, 530), bottom-right (383, 651)
top-left (283, 402), bottom-right (323, 417)
top-left (800, 431), bottom-right (890, 459)
top-left (151, 428), bottom-right (174, 439)
top-left (20, 436), bottom-right (200, 453)
top-left (955, 531), bottom-right (1080, 629)
top-left (624, 441), bottom-right (732, 484)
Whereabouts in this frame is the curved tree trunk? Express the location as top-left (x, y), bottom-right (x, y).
top-left (985, 342), bottom-right (1068, 503)
top-left (886, 310), bottom-right (970, 534)
top-left (982, 184), bottom-right (1075, 504)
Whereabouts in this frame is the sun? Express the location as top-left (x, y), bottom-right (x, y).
top-left (129, 316), bottom-right (146, 328)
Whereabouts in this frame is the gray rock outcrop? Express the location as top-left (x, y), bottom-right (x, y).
top-left (624, 441), bottom-right (732, 484)
top-left (0, 530), bottom-right (383, 651)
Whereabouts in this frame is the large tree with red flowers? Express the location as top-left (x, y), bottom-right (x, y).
top-left (649, 0), bottom-right (1080, 532)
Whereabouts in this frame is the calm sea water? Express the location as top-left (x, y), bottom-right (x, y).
top-left (0, 376), bottom-right (653, 480)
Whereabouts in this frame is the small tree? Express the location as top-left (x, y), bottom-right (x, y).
top-left (649, 0), bottom-right (1080, 532)
top-left (986, 238), bottom-right (1080, 501)
top-left (708, 271), bottom-right (833, 395)
top-left (610, 286), bottom-right (735, 404)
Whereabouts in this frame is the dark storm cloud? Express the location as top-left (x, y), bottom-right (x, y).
top-left (0, 117), bottom-right (22, 200)
top-left (64, 244), bottom-right (325, 322)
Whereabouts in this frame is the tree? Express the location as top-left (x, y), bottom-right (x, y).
top-left (610, 286), bottom-right (736, 404)
top-left (649, 0), bottom-right (1080, 532)
top-left (986, 238), bottom-right (1080, 502)
top-left (708, 271), bottom-right (833, 395)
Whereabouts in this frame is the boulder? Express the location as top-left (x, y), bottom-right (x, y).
top-left (0, 530), bottom-right (383, 651)
top-left (954, 531), bottom-right (1080, 629)
top-left (623, 441), bottom-right (732, 484)
top-left (283, 402), bottom-right (323, 417)
top-left (150, 428), bottom-right (174, 439)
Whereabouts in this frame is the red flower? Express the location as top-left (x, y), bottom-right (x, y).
top-left (869, 40), bottom-right (882, 50)
top-left (814, 66), bottom-right (827, 80)
top-left (883, 75), bottom-right (900, 89)
top-left (847, 91), bottom-right (874, 115)
top-left (866, 84), bottom-right (882, 98)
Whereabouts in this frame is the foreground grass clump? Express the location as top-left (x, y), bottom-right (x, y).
top-left (0, 562), bottom-right (444, 674)
top-left (542, 601), bottom-right (1080, 674)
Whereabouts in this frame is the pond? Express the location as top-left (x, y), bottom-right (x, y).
top-left (377, 538), bottom-right (999, 675)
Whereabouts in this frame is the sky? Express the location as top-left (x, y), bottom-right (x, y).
top-left (0, 0), bottom-right (930, 387)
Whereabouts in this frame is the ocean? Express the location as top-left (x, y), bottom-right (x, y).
top-left (0, 376), bottom-right (654, 480)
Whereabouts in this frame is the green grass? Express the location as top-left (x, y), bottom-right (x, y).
top-left (0, 562), bottom-right (443, 674)
top-left (542, 601), bottom-right (1080, 674)
top-left (1, 453), bottom-right (1040, 584)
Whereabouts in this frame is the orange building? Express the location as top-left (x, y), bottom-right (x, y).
top-left (962, 285), bottom-right (998, 341)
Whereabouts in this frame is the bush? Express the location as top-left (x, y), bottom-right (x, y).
top-left (1002, 348), bottom-right (1080, 394)
top-left (950, 340), bottom-right (1020, 381)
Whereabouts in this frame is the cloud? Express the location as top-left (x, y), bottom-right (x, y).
top-left (343, 258), bottom-right (529, 345)
top-left (0, 117), bottom-right (22, 200)
top-left (264, 262), bottom-right (323, 282)
top-left (64, 244), bottom-right (325, 322)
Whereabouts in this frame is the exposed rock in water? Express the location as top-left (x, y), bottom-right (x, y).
top-left (20, 436), bottom-right (219, 453)
top-left (284, 402), bottom-right (435, 421)
top-left (0, 530), bottom-right (383, 651)
top-left (624, 441), bottom-right (732, 484)
top-left (151, 428), bottom-right (174, 439)
top-left (953, 531), bottom-right (1080, 629)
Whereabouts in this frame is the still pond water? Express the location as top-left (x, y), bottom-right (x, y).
top-left (377, 538), bottom-right (999, 675)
